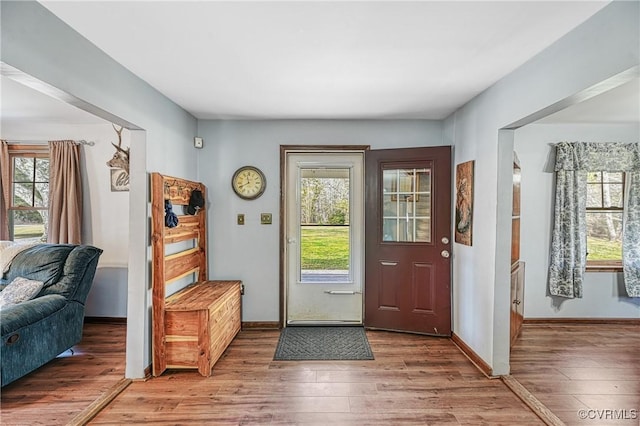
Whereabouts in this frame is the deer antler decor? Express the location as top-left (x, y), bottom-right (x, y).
top-left (106, 124), bottom-right (130, 173)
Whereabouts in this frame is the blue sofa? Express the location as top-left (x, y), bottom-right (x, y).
top-left (0, 244), bottom-right (102, 387)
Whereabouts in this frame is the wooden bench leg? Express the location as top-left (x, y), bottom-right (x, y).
top-left (197, 310), bottom-right (212, 377)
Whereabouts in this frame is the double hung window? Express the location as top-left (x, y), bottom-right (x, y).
top-left (8, 145), bottom-right (50, 241)
top-left (586, 171), bottom-right (624, 270)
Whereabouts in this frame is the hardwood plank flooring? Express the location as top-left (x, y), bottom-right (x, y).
top-left (92, 329), bottom-right (542, 425)
top-left (0, 323), bottom-right (126, 426)
top-left (510, 323), bottom-right (640, 426)
top-left (11, 324), bottom-right (619, 425)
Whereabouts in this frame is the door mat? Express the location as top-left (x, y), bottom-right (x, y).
top-left (273, 326), bottom-right (374, 361)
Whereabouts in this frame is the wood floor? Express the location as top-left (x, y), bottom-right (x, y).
top-left (95, 328), bottom-right (541, 425)
top-left (5, 323), bottom-right (636, 425)
top-left (510, 323), bottom-right (640, 426)
top-left (2, 324), bottom-right (542, 425)
top-left (0, 323), bottom-right (126, 425)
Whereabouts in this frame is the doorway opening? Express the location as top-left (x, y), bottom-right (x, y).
top-left (1, 64), bottom-right (148, 380)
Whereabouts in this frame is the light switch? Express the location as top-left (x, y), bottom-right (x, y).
top-left (260, 213), bottom-right (272, 225)
top-left (237, 214), bottom-right (245, 225)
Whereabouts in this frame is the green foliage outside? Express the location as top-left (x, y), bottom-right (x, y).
top-left (13, 210), bottom-right (44, 224)
top-left (301, 226), bottom-right (349, 270)
top-left (328, 209), bottom-right (347, 225)
top-left (300, 177), bottom-right (349, 225)
top-left (587, 236), bottom-right (622, 261)
top-left (14, 224), bottom-right (45, 240)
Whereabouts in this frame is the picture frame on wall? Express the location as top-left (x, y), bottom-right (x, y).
top-left (455, 160), bottom-right (474, 246)
top-left (110, 168), bottom-right (130, 192)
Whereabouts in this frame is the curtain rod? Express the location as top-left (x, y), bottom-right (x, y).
top-left (5, 139), bottom-right (95, 146)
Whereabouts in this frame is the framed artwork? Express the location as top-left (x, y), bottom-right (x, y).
top-left (455, 160), bottom-right (474, 246)
top-left (110, 168), bottom-right (130, 192)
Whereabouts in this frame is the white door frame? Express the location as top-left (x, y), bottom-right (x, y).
top-left (281, 147), bottom-right (367, 327)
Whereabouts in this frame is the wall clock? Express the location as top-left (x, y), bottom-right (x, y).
top-left (231, 166), bottom-right (266, 200)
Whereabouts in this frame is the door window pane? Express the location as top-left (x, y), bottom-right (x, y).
top-left (299, 168), bottom-right (351, 282)
top-left (382, 168), bottom-right (431, 243)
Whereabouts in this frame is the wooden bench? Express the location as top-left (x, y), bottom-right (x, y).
top-left (151, 173), bottom-right (242, 377)
top-left (164, 280), bottom-right (241, 376)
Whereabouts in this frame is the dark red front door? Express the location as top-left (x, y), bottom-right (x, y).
top-left (365, 146), bottom-right (451, 336)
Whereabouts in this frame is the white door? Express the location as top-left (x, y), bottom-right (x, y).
top-left (285, 152), bottom-right (364, 325)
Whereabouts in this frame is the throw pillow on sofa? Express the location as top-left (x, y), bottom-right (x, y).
top-left (0, 276), bottom-right (44, 309)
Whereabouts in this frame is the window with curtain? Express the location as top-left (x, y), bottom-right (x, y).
top-left (2, 140), bottom-right (81, 244)
top-left (549, 142), bottom-right (639, 299)
top-left (7, 145), bottom-right (50, 242)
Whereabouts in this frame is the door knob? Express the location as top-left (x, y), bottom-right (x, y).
top-left (441, 250), bottom-right (450, 258)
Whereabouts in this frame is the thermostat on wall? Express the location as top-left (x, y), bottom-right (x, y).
top-left (194, 137), bottom-right (204, 149)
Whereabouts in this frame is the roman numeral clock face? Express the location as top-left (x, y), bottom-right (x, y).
top-left (231, 166), bottom-right (266, 200)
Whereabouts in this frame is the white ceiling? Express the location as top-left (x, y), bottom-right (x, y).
top-left (1, 75), bottom-right (108, 127)
top-left (37, 0), bottom-right (612, 120)
top-left (2, 1), bottom-right (636, 127)
top-left (537, 76), bottom-right (640, 124)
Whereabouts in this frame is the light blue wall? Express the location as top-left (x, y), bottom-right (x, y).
top-left (515, 123), bottom-right (640, 319)
top-left (1, 1), bottom-right (199, 378)
top-left (196, 119), bottom-right (444, 321)
top-left (4, 0), bottom-right (639, 380)
top-left (0, 121), bottom-right (134, 318)
top-left (444, 1), bottom-right (639, 374)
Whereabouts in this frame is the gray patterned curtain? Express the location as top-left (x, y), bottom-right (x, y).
top-left (549, 142), bottom-right (640, 298)
top-left (623, 170), bottom-right (640, 297)
top-left (549, 144), bottom-right (587, 298)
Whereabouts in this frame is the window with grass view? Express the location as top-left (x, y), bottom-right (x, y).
top-left (586, 171), bottom-right (624, 266)
top-left (9, 149), bottom-right (50, 242)
top-left (299, 168), bottom-right (350, 282)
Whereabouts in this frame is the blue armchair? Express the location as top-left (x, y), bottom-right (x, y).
top-left (0, 244), bottom-right (102, 387)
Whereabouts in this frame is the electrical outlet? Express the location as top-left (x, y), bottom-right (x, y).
top-left (260, 213), bottom-right (272, 225)
top-left (237, 214), bottom-right (245, 225)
